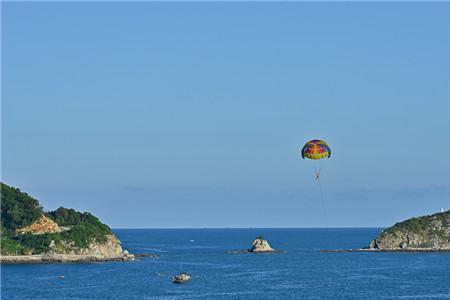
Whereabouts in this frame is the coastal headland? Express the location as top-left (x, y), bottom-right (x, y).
top-left (323, 210), bottom-right (450, 253)
top-left (1, 182), bottom-right (134, 264)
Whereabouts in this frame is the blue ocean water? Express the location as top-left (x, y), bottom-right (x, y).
top-left (2, 228), bottom-right (450, 300)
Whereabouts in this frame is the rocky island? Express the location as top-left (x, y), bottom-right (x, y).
top-left (0, 182), bottom-right (134, 263)
top-left (250, 236), bottom-right (276, 252)
top-left (227, 236), bottom-right (282, 254)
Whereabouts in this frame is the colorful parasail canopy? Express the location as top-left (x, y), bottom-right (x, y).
top-left (301, 139), bottom-right (331, 160)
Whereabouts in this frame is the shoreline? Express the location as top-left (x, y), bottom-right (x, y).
top-left (0, 253), bottom-right (135, 264)
top-left (321, 248), bottom-right (450, 253)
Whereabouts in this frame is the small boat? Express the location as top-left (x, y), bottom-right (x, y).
top-left (172, 272), bottom-right (191, 284)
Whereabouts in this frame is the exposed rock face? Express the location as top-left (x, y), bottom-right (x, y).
top-left (16, 215), bottom-right (68, 235)
top-left (1, 235), bottom-right (134, 264)
top-left (82, 235), bottom-right (124, 257)
top-left (51, 234), bottom-right (123, 256)
top-left (250, 237), bottom-right (275, 252)
top-left (368, 210), bottom-right (450, 251)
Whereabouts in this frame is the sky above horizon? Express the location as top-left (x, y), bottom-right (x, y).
top-left (3, 2), bottom-right (450, 228)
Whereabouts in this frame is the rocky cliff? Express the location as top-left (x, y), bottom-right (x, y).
top-left (53, 234), bottom-right (123, 256)
top-left (368, 210), bottom-right (450, 251)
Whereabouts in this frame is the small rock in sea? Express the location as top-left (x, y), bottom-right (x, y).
top-left (249, 236), bottom-right (276, 253)
top-left (134, 253), bottom-right (159, 258)
top-left (227, 236), bottom-right (282, 254)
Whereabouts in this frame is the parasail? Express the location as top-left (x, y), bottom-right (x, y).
top-left (300, 139), bottom-right (331, 224)
top-left (301, 139), bottom-right (331, 160)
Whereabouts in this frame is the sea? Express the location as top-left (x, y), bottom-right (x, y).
top-left (2, 228), bottom-right (450, 300)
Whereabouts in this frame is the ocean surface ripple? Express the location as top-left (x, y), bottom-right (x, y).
top-left (2, 228), bottom-right (450, 300)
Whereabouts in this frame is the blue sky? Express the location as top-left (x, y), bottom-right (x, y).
top-left (3, 2), bottom-right (450, 228)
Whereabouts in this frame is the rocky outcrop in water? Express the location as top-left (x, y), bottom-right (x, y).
top-left (368, 210), bottom-right (450, 251)
top-left (227, 236), bottom-right (282, 254)
top-left (250, 237), bottom-right (276, 252)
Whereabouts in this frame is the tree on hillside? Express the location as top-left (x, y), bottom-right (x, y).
top-left (1, 182), bottom-right (43, 232)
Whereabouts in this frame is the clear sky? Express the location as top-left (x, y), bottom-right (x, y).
top-left (2, 2), bottom-right (450, 228)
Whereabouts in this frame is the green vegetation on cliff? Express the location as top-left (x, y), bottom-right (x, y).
top-left (384, 211), bottom-right (449, 239)
top-left (373, 210), bottom-right (450, 250)
top-left (387, 212), bottom-right (448, 233)
top-left (1, 182), bottom-right (112, 255)
top-left (1, 183), bottom-right (43, 233)
top-left (47, 207), bottom-right (112, 247)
